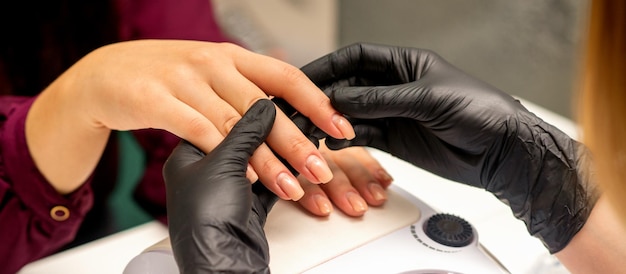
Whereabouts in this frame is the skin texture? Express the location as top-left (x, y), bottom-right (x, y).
top-left (25, 39), bottom-right (391, 217)
top-left (26, 39), bottom-right (355, 199)
top-left (555, 196), bottom-right (626, 273)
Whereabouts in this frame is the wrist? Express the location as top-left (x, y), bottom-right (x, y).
top-left (26, 79), bottom-right (110, 194)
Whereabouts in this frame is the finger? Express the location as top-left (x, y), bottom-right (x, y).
top-left (152, 94), bottom-right (259, 181)
top-left (300, 43), bottom-right (420, 86)
top-left (153, 97), bottom-right (225, 157)
top-left (163, 140), bottom-right (204, 177)
top-left (324, 123), bottom-right (389, 152)
top-left (297, 179), bottom-right (333, 217)
top-left (311, 151), bottom-right (369, 217)
top-left (172, 81), bottom-right (302, 200)
top-left (227, 46), bottom-right (355, 140)
top-left (329, 85), bottom-right (430, 120)
top-left (325, 147), bottom-right (389, 207)
top-left (333, 146), bottom-right (394, 188)
top-left (211, 70), bottom-right (335, 186)
top-left (207, 99), bottom-right (276, 167)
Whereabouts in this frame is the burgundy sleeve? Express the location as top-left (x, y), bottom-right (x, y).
top-left (0, 96), bottom-right (94, 274)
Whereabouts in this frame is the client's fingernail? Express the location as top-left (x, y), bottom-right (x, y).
top-left (246, 164), bottom-right (259, 183)
top-left (346, 192), bottom-right (368, 213)
top-left (332, 114), bottom-right (356, 140)
top-left (314, 194), bottom-right (333, 215)
top-left (368, 183), bottom-right (387, 202)
top-left (306, 155), bottom-right (334, 184)
top-left (375, 169), bottom-right (393, 184)
top-left (277, 172), bottom-right (304, 201)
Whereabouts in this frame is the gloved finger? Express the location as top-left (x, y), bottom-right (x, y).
top-left (324, 123), bottom-right (389, 151)
top-left (301, 43), bottom-right (425, 87)
top-left (163, 139), bottom-right (207, 176)
top-left (329, 85), bottom-right (437, 121)
top-left (200, 99), bottom-right (276, 171)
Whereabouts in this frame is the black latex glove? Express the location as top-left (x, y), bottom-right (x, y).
top-left (163, 99), bottom-right (278, 273)
top-left (301, 43), bottom-right (599, 253)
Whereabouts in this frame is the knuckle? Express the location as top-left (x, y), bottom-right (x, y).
top-left (184, 116), bottom-right (211, 138)
top-left (280, 65), bottom-right (308, 87)
top-left (257, 156), bottom-right (284, 177)
top-left (289, 137), bottom-right (315, 155)
top-left (222, 114), bottom-right (241, 134)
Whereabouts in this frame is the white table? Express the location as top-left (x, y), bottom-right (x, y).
top-left (19, 99), bottom-right (576, 274)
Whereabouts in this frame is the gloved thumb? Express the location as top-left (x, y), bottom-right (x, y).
top-left (209, 99), bottom-right (276, 167)
top-left (164, 99), bottom-right (276, 178)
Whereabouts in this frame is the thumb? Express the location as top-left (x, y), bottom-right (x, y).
top-left (208, 99), bottom-right (277, 166)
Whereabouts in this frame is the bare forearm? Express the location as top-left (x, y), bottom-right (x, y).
top-left (25, 80), bottom-right (110, 194)
top-left (556, 196), bottom-right (626, 273)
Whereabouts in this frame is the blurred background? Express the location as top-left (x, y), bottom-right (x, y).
top-left (223, 0), bottom-right (588, 119)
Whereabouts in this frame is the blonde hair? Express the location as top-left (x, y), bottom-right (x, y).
top-left (578, 0), bottom-right (626, 225)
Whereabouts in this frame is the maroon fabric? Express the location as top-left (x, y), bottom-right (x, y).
top-left (0, 1), bottom-right (240, 272)
top-left (0, 96), bottom-right (94, 274)
top-left (116, 0), bottom-right (235, 43)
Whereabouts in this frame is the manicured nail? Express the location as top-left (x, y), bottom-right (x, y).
top-left (277, 173), bottom-right (304, 201)
top-left (246, 164), bottom-right (259, 183)
top-left (314, 194), bottom-right (333, 215)
top-left (306, 155), bottom-right (333, 183)
top-left (346, 192), bottom-right (368, 213)
top-left (332, 114), bottom-right (356, 140)
top-left (375, 169), bottom-right (393, 184)
top-left (368, 183), bottom-right (387, 202)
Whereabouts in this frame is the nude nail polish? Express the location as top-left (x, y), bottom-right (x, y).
top-left (376, 169), bottom-right (393, 184)
top-left (332, 114), bottom-right (356, 140)
top-left (306, 155), bottom-right (333, 183)
top-left (314, 194), bottom-right (333, 215)
top-left (346, 192), bottom-right (367, 213)
top-left (368, 183), bottom-right (387, 202)
top-left (277, 173), bottom-right (304, 201)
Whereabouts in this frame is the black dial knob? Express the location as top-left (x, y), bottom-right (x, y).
top-left (424, 213), bottom-right (474, 247)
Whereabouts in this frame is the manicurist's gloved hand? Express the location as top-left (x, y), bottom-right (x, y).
top-left (301, 43), bottom-right (599, 253)
top-left (163, 99), bottom-right (277, 273)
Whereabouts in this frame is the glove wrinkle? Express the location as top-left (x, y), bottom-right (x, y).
top-left (164, 100), bottom-right (276, 273)
top-left (303, 43), bottom-right (600, 254)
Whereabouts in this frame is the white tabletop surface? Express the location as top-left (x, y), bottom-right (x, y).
top-left (19, 99), bottom-right (576, 274)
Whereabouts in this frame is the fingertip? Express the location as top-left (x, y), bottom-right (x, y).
top-left (346, 192), bottom-right (368, 215)
top-left (313, 194), bottom-right (333, 216)
top-left (332, 114), bottom-right (356, 140)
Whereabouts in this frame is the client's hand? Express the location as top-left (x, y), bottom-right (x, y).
top-left (163, 99), bottom-right (276, 273)
top-left (27, 40), bottom-right (354, 198)
top-left (296, 144), bottom-right (393, 217)
top-left (301, 43), bottom-right (599, 253)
